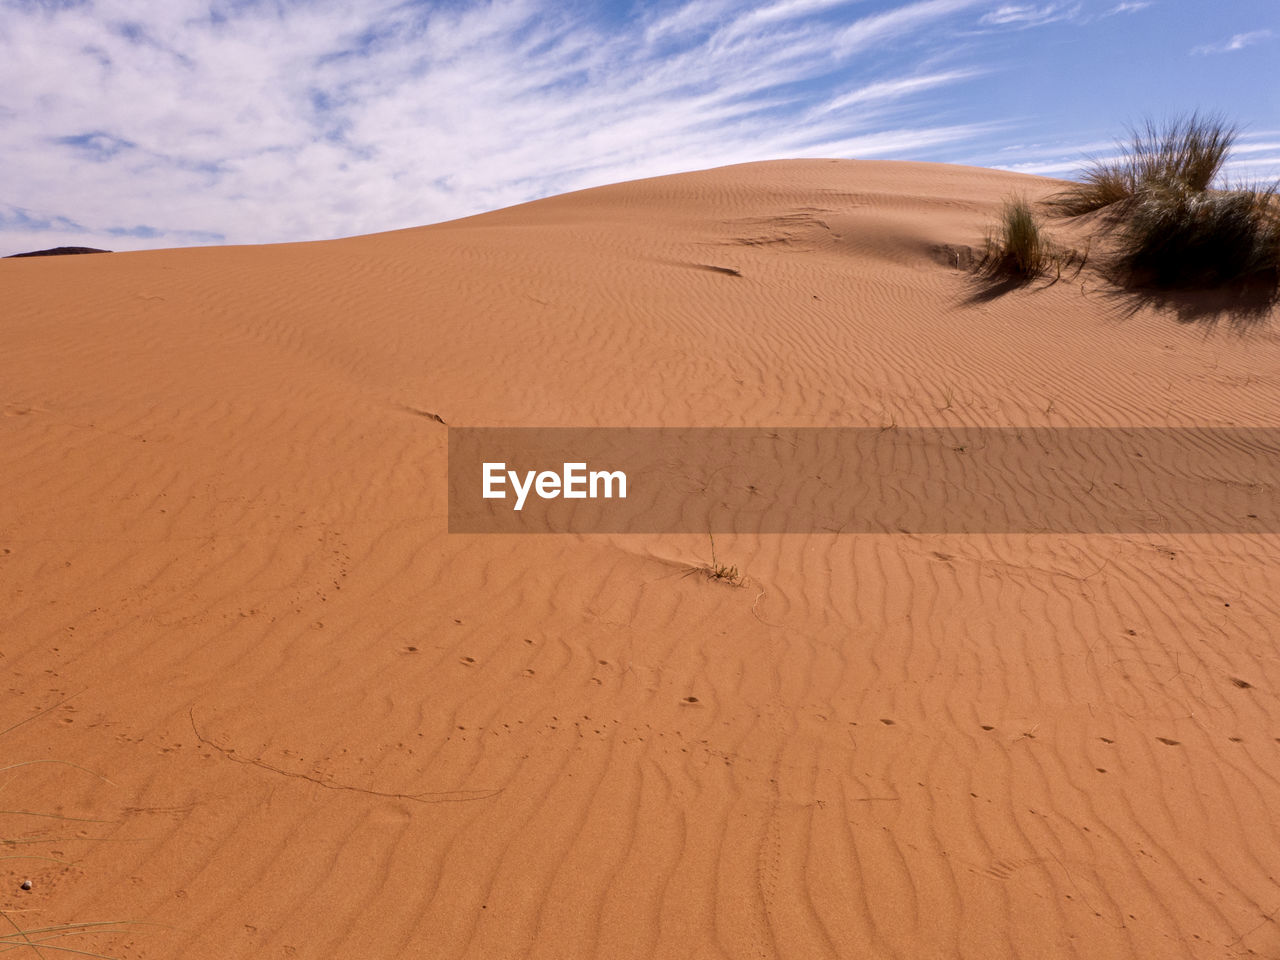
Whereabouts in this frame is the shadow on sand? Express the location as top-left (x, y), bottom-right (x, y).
top-left (1097, 280), bottom-right (1278, 333)
top-left (961, 265), bottom-right (1277, 333)
top-left (962, 273), bottom-right (1057, 305)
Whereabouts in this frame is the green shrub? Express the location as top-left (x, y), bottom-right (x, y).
top-left (1046, 113), bottom-right (1280, 291)
top-left (1046, 163), bottom-right (1135, 219)
top-left (1117, 183), bottom-right (1280, 288)
top-left (1047, 113), bottom-right (1237, 217)
top-left (978, 197), bottom-right (1061, 280)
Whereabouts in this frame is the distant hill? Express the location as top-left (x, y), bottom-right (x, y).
top-left (5, 246), bottom-right (111, 258)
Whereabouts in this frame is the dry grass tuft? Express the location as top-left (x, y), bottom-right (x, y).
top-left (1044, 113), bottom-right (1280, 292)
top-left (977, 197), bottom-right (1082, 282)
top-left (701, 534), bottom-right (744, 586)
top-left (1117, 182), bottom-right (1280, 288)
top-left (1046, 113), bottom-right (1237, 218)
top-left (1, 699), bottom-right (144, 959)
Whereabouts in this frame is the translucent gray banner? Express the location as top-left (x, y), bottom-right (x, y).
top-left (448, 427), bottom-right (1280, 534)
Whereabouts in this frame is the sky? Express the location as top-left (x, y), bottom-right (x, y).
top-left (2, 0), bottom-right (1277, 255)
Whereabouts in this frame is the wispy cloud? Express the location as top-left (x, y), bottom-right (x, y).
top-left (817, 69), bottom-right (986, 114)
top-left (1103, 1), bottom-right (1152, 15)
top-left (835, 0), bottom-right (991, 53)
top-left (1192, 29), bottom-right (1272, 56)
top-left (985, 132), bottom-right (1280, 182)
top-left (979, 3), bottom-right (1081, 27)
top-left (1, 0), bottom-right (1014, 253)
top-left (0, 0), bottom-right (1273, 255)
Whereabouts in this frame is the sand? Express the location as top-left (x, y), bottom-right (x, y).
top-left (3, 158), bottom-right (1279, 959)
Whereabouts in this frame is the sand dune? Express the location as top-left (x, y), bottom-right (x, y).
top-left (4, 159), bottom-right (1280, 959)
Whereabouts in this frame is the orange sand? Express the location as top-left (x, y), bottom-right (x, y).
top-left (3, 159), bottom-right (1279, 959)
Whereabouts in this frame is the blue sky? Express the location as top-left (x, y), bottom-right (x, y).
top-left (2, 0), bottom-right (1276, 254)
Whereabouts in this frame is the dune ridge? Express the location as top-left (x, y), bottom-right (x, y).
top-left (3, 159), bottom-right (1280, 959)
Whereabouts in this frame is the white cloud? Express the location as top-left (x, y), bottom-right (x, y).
top-left (1192, 29), bottom-right (1272, 56)
top-left (987, 133), bottom-right (1280, 183)
top-left (817, 69), bottom-right (984, 114)
top-left (1103, 1), bottom-right (1152, 15)
top-left (978, 3), bottom-right (1080, 26)
top-left (1231, 141), bottom-right (1280, 156)
top-left (0, 0), bottom-right (1012, 254)
top-left (731, 0), bottom-right (864, 32)
top-left (837, 0), bottom-right (991, 54)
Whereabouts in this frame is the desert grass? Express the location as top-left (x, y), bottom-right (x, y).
top-left (1117, 182), bottom-right (1280, 288)
top-left (977, 196), bottom-right (1083, 283)
top-left (702, 534), bottom-right (743, 586)
top-left (1, 698), bottom-right (145, 959)
top-left (1045, 113), bottom-right (1280, 291)
top-left (1046, 113), bottom-right (1238, 218)
top-left (1, 919), bottom-right (144, 959)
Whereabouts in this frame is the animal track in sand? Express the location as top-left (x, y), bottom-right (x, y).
top-left (188, 708), bottom-right (502, 803)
